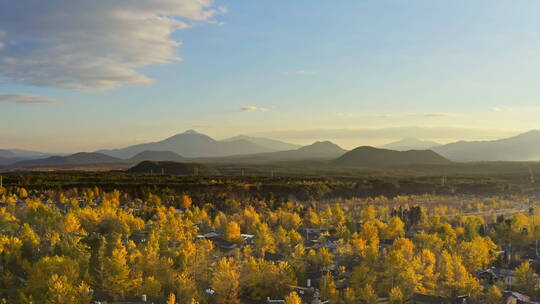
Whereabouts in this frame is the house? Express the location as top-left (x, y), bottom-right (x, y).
top-left (477, 267), bottom-right (514, 289)
top-left (264, 252), bottom-right (285, 262)
top-left (130, 230), bottom-right (150, 243)
top-left (241, 233), bottom-right (255, 244)
top-left (197, 231), bottom-right (219, 239)
top-left (503, 291), bottom-right (540, 304)
top-left (379, 239), bottom-right (394, 250)
top-left (406, 230), bottom-right (422, 238)
top-left (299, 228), bottom-right (328, 242)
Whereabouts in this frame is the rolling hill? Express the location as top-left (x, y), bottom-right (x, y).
top-left (270, 141), bottom-right (348, 160)
top-left (98, 130), bottom-right (274, 158)
top-left (334, 146), bottom-right (452, 167)
top-left (433, 130), bottom-right (540, 161)
top-left (381, 138), bottom-right (441, 151)
top-left (129, 150), bottom-right (185, 162)
top-left (127, 161), bottom-right (220, 175)
top-left (10, 152), bottom-right (127, 169)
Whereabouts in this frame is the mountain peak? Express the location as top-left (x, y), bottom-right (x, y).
top-left (300, 141), bottom-right (346, 153)
top-left (183, 129), bottom-right (201, 135)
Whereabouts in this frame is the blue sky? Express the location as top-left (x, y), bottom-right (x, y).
top-left (1, 0), bottom-right (540, 152)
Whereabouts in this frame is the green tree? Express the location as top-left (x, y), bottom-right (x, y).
top-left (44, 274), bottom-right (92, 304)
top-left (141, 276), bottom-right (162, 298)
top-left (211, 258), bottom-right (240, 304)
top-left (254, 223), bottom-right (276, 257)
top-left (320, 272), bottom-right (338, 303)
top-left (514, 262), bottom-right (536, 297)
top-left (389, 286), bottom-right (405, 304)
top-left (485, 286), bottom-right (503, 304)
top-left (438, 251), bottom-right (480, 298)
top-left (358, 284), bottom-right (378, 304)
top-left (102, 245), bottom-right (131, 300)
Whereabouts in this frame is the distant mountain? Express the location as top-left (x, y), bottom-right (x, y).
top-left (0, 157), bottom-right (27, 166)
top-left (221, 135), bottom-right (301, 151)
top-left (1, 149), bottom-right (61, 158)
top-left (98, 130), bottom-right (274, 158)
top-left (202, 140), bottom-right (348, 163)
top-left (0, 150), bottom-right (17, 158)
top-left (11, 152), bottom-right (127, 169)
top-left (128, 161), bottom-right (219, 175)
top-left (381, 138), bottom-right (441, 151)
top-left (433, 130), bottom-right (540, 161)
top-left (334, 146), bottom-right (452, 167)
top-left (0, 149), bottom-right (65, 166)
top-left (129, 151), bottom-right (185, 163)
top-left (0, 150), bottom-right (22, 166)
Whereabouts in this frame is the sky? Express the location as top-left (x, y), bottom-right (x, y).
top-left (2, 0), bottom-right (540, 152)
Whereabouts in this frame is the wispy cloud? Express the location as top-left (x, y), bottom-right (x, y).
top-left (0, 1), bottom-right (224, 90)
top-left (333, 112), bottom-right (462, 119)
top-left (369, 113), bottom-right (461, 119)
top-left (0, 94), bottom-right (75, 105)
top-left (240, 106), bottom-right (270, 113)
top-left (490, 106), bottom-right (509, 112)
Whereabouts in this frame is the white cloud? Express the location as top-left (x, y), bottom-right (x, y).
top-left (0, 94), bottom-right (75, 104)
top-left (0, 1), bottom-right (223, 90)
top-left (240, 106), bottom-right (270, 113)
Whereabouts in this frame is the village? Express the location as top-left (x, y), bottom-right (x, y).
top-left (2, 184), bottom-right (540, 304)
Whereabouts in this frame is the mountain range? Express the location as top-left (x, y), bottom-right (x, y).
top-left (0, 149), bottom-right (65, 166)
top-left (97, 130), bottom-right (280, 158)
top-left (199, 141), bottom-right (347, 163)
top-left (433, 130), bottom-right (540, 161)
top-left (3, 140), bottom-right (348, 170)
top-left (222, 135), bottom-right (301, 151)
top-left (4, 130), bottom-right (540, 169)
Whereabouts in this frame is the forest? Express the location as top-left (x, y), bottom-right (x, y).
top-left (0, 173), bottom-right (540, 304)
